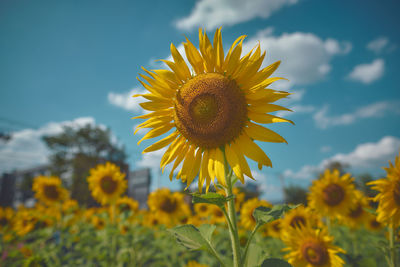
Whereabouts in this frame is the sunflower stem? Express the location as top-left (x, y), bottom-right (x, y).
top-left (223, 151), bottom-right (242, 267)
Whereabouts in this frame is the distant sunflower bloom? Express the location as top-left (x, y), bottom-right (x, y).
top-left (147, 188), bottom-right (190, 225)
top-left (87, 162), bottom-right (127, 205)
top-left (185, 261), bottom-right (209, 267)
top-left (308, 169), bottom-right (356, 219)
top-left (134, 28), bottom-right (291, 191)
top-left (194, 203), bottom-right (211, 218)
top-left (281, 205), bottom-right (321, 231)
top-left (240, 197), bottom-right (271, 230)
top-left (282, 226), bottom-right (345, 267)
top-left (368, 152), bottom-right (400, 227)
top-left (0, 207), bottom-right (14, 232)
top-left (116, 196), bottom-right (139, 215)
top-left (339, 190), bottom-right (370, 229)
top-left (32, 176), bottom-right (68, 205)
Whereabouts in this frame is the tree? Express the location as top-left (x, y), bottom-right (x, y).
top-left (43, 124), bottom-right (127, 206)
top-left (283, 185), bottom-right (308, 205)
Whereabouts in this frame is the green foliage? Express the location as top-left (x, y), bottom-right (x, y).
top-left (191, 192), bottom-right (234, 208)
top-left (253, 204), bottom-right (296, 225)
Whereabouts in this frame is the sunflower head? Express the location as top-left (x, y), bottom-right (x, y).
top-left (32, 176), bottom-right (68, 205)
top-left (281, 205), bottom-right (321, 231)
top-left (308, 169), bottom-right (357, 219)
top-left (282, 226), bottom-right (345, 267)
top-left (116, 196), bottom-right (139, 216)
top-left (147, 188), bottom-right (190, 226)
top-left (368, 151), bottom-right (400, 226)
top-left (134, 28), bottom-right (291, 191)
top-left (239, 197), bottom-right (271, 230)
top-left (87, 162), bottom-right (127, 205)
top-left (340, 190), bottom-right (370, 229)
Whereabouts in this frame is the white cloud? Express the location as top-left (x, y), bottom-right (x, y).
top-left (348, 58), bottom-right (384, 84)
top-left (108, 88), bottom-right (146, 113)
top-left (242, 29), bottom-right (352, 87)
top-left (367, 37), bottom-right (389, 54)
top-left (0, 117), bottom-right (98, 173)
top-left (313, 100), bottom-right (400, 129)
top-left (284, 136), bottom-right (400, 180)
top-left (322, 136), bottom-right (400, 168)
top-left (136, 148), bottom-right (166, 170)
top-left (175, 0), bottom-right (299, 31)
top-left (275, 89), bottom-right (315, 118)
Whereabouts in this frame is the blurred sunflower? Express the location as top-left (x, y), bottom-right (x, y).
top-left (134, 28), bottom-right (291, 191)
top-left (365, 215), bottom-right (384, 232)
top-left (32, 176), bottom-right (68, 205)
top-left (308, 169), bottom-right (356, 219)
top-left (194, 203), bottom-right (211, 218)
top-left (13, 209), bottom-right (37, 236)
top-left (87, 162), bottom-right (127, 205)
top-left (282, 226), bottom-right (345, 267)
top-left (116, 196), bottom-right (139, 216)
top-left (368, 152), bottom-right (400, 226)
top-left (240, 197), bottom-right (271, 230)
top-left (91, 216), bottom-right (105, 230)
top-left (339, 190), bottom-right (370, 229)
top-left (266, 218), bottom-right (282, 239)
top-left (217, 187), bottom-right (245, 210)
top-left (147, 188), bottom-right (190, 225)
top-left (185, 261), bottom-right (209, 267)
top-left (0, 207), bottom-right (14, 232)
top-left (209, 205), bottom-right (226, 224)
top-left (281, 205), bottom-right (321, 231)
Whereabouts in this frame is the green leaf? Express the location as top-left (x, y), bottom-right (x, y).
top-left (253, 204), bottom-right (297, 225)
top-left (168, 224), bottom-right (215, 251)
top-left (261, 258), bottom-right (292, 267)
top-left (191, 192), bottom-right (234, 207)
top-left (244, 243), bottom-right (267, 267)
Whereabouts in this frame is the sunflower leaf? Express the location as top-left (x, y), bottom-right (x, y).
top-left (191, 192), bottom-right (234, 207)
top-left (261, 258), bottom-right (292, 267)
top-left (253, 204), bottom-right (298, 225)
top-left (168, 224), bottom-right (214, 251)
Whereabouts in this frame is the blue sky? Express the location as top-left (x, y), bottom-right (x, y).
top-left (1, 0), bottom-right (399, 202)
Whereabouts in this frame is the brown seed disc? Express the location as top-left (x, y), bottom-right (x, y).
top-left (348, 204), bottom-right (363, 218)
top-left (160, 197), bottom-right (178, 213)
top-left (322, 183), bottom-right (345, 206)
top-left (301, 241), bottom-right (329, 266)
top-left (174, 73), bottom-right (247, 148)
top-left (43, 185), bottom-right (60, 200)
top-left (100, 176), bottom-right (118, 194)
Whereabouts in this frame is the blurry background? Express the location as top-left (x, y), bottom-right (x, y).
top-left (1, 0), bottom-right (399, 205)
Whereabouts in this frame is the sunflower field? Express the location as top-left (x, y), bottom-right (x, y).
top-left (0, 156), bottom-right (399, 267)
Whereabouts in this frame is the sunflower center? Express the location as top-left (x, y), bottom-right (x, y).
top-left (370, 218), bottom-right (381, 229)
top-left (349, 204), bottom-right (363, 218)
top-left (272, 221), bottom-right (281, 232)
top-left (290, 216), bottom-right (306, 228)
top-left (174, 73), bottom-right (247, 148)
top-left (322, 183), bottom-right (345, 206)
top-left (393, 181), bottom-right (400, 206)
top-left (301, 241), bottom-right (329, 266)
top-left (214, 209), bottom-right (224, 218)
top-left (100, 176), bottom-right (118, 194)
top-left (43, 185), bottom-right (59, 200)
top-left (199, 205), bottom-right (208, 212)
top-left (160, 197), bottom-right (177, 213)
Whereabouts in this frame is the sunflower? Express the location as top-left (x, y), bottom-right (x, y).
top-left (0, 207), bottom-right (14, 232)
top-left (87, 162), bottom-right (127, 205)
top-left (116, 196), bottom-right (139, 216)
top-left (339, 190), bottom-right (370, 229)
top-left (134, 28), bottom-right (291, 191)
top-left (209, 205), bottom-right (226, 224)
top-left (365, 215), bottom-right (384, 232)
top-left (13, 208), bottom-right (37, 236)
top-left (281, 205), bottom-right (321, 231)
top-left (32, 175), bottom-right (68, 205)
top-left (194, 203), bottom-right (211, 218)
top-left (282, 226), bottom-right (345, 267)
top-left (239, 197), bottom-right (271, 230)
top-left (185, 261), bottom-right (209, 267)
top-left (147, 188), bottom-right (190, 226)
top-left (308, 169), bottom-right (356, 219)
top-left (368, 152), bottom-right (400, 227)
top-left (266, 218), bottom-right (283, 239)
